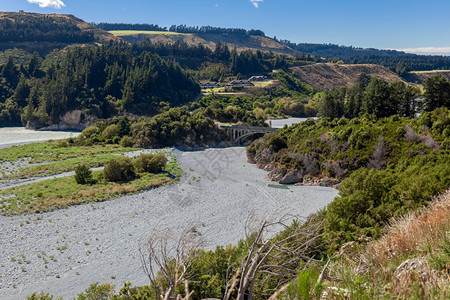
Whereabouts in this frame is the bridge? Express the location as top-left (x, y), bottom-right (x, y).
top-left (219, 125), bottom-right (278, 144)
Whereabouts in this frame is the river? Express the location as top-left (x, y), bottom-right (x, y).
top-left (0, 127), bottom-right (80, 147)
top-left (0, 129), bottom-right (337, 299)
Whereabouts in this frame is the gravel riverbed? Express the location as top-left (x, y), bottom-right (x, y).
top-left (0, 147), bottom-right (338, 299)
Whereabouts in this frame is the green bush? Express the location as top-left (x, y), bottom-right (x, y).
top-left (76, 283), bottom-right (114, 300)
top-left (75, 164), bottom-right (94, 185)
top-left (79, 126), bottom-right (100, 139)
top-left (268, 136), bottom-right (287, 152)
top-left (134, 153), bottom-right (167, 173)
top-left (119, 135), bottom-right (133, 147)
top-left (103, 156), bottom-right (135, 182)
top-left (102, 124), bottom-right (119, 139)
top-left (27, 292), bottom-right (57, 300)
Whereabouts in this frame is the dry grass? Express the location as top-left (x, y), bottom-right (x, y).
top-left (368, 189), bottom-right (450, 265)
top-left (290, 63), bottom-right (406, 91)
top-left (109, 30), bottom-right (188, 36)
top-left (326, 189), bottom-right (450, 299)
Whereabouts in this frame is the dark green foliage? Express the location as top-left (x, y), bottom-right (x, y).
top-left (134, 153), bottom-right (167, 173)
top-left (0, 42), bottom-right (199, 126)
top-left (27, 292), bottom-right (60, 300)
top-left (249, 108), bottom-right (450, 252)
top-left (269, 136), bottom-right (287, 152)
top-left (119, 136), bottom-right (134, 147)
top-left (317, 77), bottom-right (420, 119)
top-left (0, 13), bottom-right (94, 43)
top-left (74, 108), bottom-right (224, 148)
top-left (75, 164), bottom-right (94, 185)
top-left (281, 40), bottom-right (450, 76)
top-left (94, 22), bottom-right (167, 31)
top-left (423, 74), bottom-right (450, 111)
top-left (325, 151), bottom-right (450, 250)
top-left (103, 157), bottom-right (136, 182)
top-left (167, 24), bottom-right (265, 36)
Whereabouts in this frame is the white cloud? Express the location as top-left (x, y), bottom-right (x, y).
top-left (27, 0), bottom-right (66, 9)
top-left (395, 47), bottom-right (450, 56)
top-left (250, 0), bottom-right (264, 8)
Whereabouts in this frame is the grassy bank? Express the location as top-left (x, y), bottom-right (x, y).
top-left (0, 140), bottom-right (181, 215)
top-left (0, 141), bottom-right (135, 164)
top-left (0, 170), bottom-right (171, 215)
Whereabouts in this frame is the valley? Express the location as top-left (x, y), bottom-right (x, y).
top-left (0, 9), bottom-right (449, 299)
top-left (0, 145), bottom-right (337, 299)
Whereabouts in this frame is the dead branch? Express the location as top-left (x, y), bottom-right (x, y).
top-left (139, 227), bottom-right (204, 300)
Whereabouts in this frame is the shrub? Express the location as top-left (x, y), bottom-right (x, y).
top-left (120, 135), bottom-right (133, 147)
top-left (76, 283), bottom-right (115, 300)
top-left (27, 292), bottom-right (55, 300)
top-left (134, 153), bottom-right (167, 173)
top-left (75, 164), bottom-right (94, 185)
top-left (102, 124), bottom-right (119, 139)
top-left (103, 157), bottom-right (135, 182)
top-left (79, 126), bottom-right (100, 139)
top-left (268, 136), bottom-right (287, 152)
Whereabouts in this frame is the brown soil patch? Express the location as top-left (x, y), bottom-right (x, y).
top-left (290, 63), bottom-right (407, 91)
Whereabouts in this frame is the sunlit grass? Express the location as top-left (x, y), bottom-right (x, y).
top-left (0, 141), bottom-right (135, 163)
top-left (109, 30), bottom-right (189, 36)
top-left (0, 170), bottom-right (171, 215)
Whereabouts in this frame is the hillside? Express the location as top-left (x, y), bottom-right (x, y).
top-left (409, 70), bottom-right (450, 83)
top-left (110, 30), bottom-right (302, 57)
top-left (0, 12), bottom-right (121, 54)
top-left (291, 63), bottom-right (407, 90)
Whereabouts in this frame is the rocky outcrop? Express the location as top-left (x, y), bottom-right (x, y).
top-left (279, 169), bottom-right (305, 184)
top-left (268, 168), bottom-right (286, 182)
top-left (27, 110), bottom-right (96, 131)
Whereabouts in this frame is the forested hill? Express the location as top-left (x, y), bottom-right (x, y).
top-left (0, 43), bottom-right (199, 128)
top-left (282, 40), bottom-right (450, 76)
top-left (109, 31), bottom-right (302, 58)
top-left (280, 41), bottom-right (407, 58)
top-left (0, 12), bottom-right (120, 53)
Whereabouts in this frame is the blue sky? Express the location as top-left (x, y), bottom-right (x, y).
top-left (3, 0), bottom-right (450, 55)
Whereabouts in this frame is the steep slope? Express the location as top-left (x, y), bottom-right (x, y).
top-left (0, 12), bottom-right (121, 53)
top-left (110, 31), bottom-right (301, 57)
top-left (291, 63), bottom-right (407, 90)
top-left (409, 70), bottom-right (450, 83)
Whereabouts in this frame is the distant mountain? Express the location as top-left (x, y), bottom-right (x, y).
top-left (282, 41), bottom-right (450, 75)
top-left (280, 41), bottom-right (407, 58)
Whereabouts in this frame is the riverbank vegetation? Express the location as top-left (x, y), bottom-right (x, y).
top-left (0, 42), bottom-right (199, 127)
top-left (0, 152), bottom-right (178, 215)
top-left (0, 141), bottom-right (135, 178)
top-left (28, 188), bottom-right (450, 300)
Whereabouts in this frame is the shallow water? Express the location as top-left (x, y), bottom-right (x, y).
top-left (0, 127), bottom-right (80, 145)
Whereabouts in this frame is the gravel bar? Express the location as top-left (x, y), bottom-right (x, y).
top-left (0, 147), bottom-right (338, 299)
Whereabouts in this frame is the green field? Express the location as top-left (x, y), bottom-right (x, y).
top-left (109, 30), bottom-right (189, 36)
top-left (0, 141), bottom-right (182, 215)
top-left (252, 79), bottom-right (277, 88)
top-left (411, 70), bottom-right (450, 74)
top-left (0, 171), bottom-right (170, 215)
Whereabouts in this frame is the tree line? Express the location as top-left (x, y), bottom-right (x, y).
top-left (92, 22), bottom-right (168, 32)
top-left (316, 74), bottom-right (450, 119)
top-left (93, 22), bottom-right (265, 36)
top-left (281, 40), bottom-right (450, 76)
